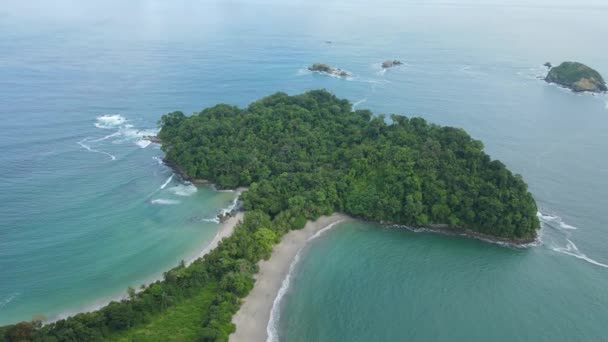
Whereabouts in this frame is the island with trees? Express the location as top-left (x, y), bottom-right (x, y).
top-left (0, 90), bottom-right (539, 341)
top-left (308, 63), bottom-right (350, 77)
top-left (545, 61), bottom-right (607, 93)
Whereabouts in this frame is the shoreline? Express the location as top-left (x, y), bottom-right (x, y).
top-left (387, 223), bottom-right (539, 248)
top-left (144, 136), bottom-right (210, 185)
top-left (186, 212), bottom-right (244, 266)
top-left (47, 212), bottom-right (244, 325)
top-left (228, 214), bottom-right (538, 341)
top-left (230, 213), bottom-right (350, 342)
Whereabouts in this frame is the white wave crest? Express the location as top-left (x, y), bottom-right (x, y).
top-left (537, 211), bottom-right (578, 230)
top-left (551, 239), bottom-right (608, 268)
top-left (160, 174), bottom-right (174, 190)
top-left (168, 183), bottom-right (198, 197)
top-left (201, 218), bottom-right (220, 224)
top-left (352, 97), bottom-right (367, 111)
top-left (92, 114), bottom-right (159, 148)
top-left (296, 68), bottom-right (310, 76)
top-left (266, 219), bottom-right (345, 342)
top-left (77, 138), bottom-right (116, 160)
top-left (151, 199), bottom-right (180, 205)
top-left (152, 156), bottom-right (164, 165)
top-left (87, 132), bottom-right (121, 143)
top-left (118, 126), bottom-right (158, 140)
top-left (95, 114), bottom-right (126, 129)
top-left (220, 196), bottom-right (240, 216)
top-left (0, 292), bottom-right (19, 310)
top-left (136, 140), bottom-right (151, 148)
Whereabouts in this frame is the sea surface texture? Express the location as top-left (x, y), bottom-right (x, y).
top-left (1, 0), bottom-right (607, 340)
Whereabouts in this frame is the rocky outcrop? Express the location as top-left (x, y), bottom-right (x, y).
top-left (382, 60), bottom-right (403, 68)
top-left (308, 63), bottom-right (350, 77)
top-left (545, 61), bottom-right (607, 93)
top-left (143, 135), bottom-right (162, 143)
top-left (216, 202), bottom-right (242, 223)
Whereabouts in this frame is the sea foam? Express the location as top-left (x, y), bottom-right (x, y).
top-left (136, 140), bottom-right (151, 148)
top-left (94, 114), bottom-right (127, 129)
top-left (77, 138), bottom-right (116, 160)
top-left (537, 211), bottom-right (578, 230)
top-left (551, 239), bottom-right (608, 268)
top-left (0, 292), bottom-right (19, 310)
top-left (151, 199), bottom-right (181, 205)
top-left (168, 183), bottom-right (198, 197)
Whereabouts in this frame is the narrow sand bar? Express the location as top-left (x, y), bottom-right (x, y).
top-left (230, 213), bottom-right (350, 342)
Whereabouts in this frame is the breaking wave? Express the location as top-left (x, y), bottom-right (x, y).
top-left (150, 199), bottom-right (181, 205)
top-left (168, 183), bottom-right (198, 197)
top-left (160, 174), bottom-right (174, 190)
top-left (537, 212), bottom-right (578, 230)
top-left (136, 140), bottom-right (151, 148)
top-left (78, 114), bottom-right (159, 159)
top-left (94, 114), bottom-right (126, 129)
top-left (220, 195), bottom-right (240, 216)
top-left (152, 156), bottom-right (164, 165)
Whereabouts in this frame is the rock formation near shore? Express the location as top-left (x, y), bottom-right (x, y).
top-left (382, 60), bottom-right (403, 68)
top-left (545, 61), bottom-right (607, 93)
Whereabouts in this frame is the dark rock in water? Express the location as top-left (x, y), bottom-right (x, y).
top-left (382, 60), bottom-right (403, 69)
top-left (308, 63), bottom-right (350, 77)
top-left (216, 199), bottom-right (243, 223)
top-left (544, 62), bottom-right (553, 69)
top-left (217, 211), bottom-right (232, 223)
top-left (143, 135), bottom-right (162, 143)
top-left (545, 61), bottom-right (607, 93)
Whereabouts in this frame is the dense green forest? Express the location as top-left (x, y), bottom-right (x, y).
top-left (545, 61), bottom-right (607, 93)
top-left (158, 89), bottom-right (538, 238)
top-left (1, 90), bottom-right (539, 341)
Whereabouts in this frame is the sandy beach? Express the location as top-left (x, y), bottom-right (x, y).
top-left (186, 211), bottom-right (244, 266)
top-left (230, 213), bottom-right (350, 342)
top-left (49, 211), bottom-right (245, 323)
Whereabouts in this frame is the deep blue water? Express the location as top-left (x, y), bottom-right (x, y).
top-left (1, 0), bottom-right (607, 339)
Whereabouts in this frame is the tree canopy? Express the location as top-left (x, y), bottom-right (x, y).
top-left (159, 89), bottom-right (539, 239)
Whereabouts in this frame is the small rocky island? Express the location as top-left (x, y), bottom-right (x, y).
top-left (382, 59), bottom-right (403, 68)
top-left (308, 63), bottom-right (350, 77)
top-left (545, 61), bottom-right (607, 93)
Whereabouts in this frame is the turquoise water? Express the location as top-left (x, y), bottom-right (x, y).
top-left (1, 0), bottom-right (608, 339)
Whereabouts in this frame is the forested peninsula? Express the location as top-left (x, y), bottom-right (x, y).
top-left (0, 90), bottom-right (539, 342)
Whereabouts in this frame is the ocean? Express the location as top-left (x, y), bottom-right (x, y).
top-left (1, 0), bottom-right (608, 340)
